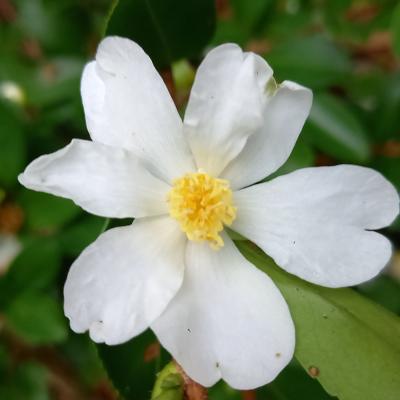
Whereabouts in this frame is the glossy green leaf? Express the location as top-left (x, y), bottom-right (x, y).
top-left (391, 2), bottom-right (400, 57)
top-left (6, 293), bottom-right (68, 345)
top-left (237, 241), bottom-right (400, 400)
top-left (98, 330), bottom-right (168, 399)
top-left (106, 0), bottom-right (216, 68)
top-left (267, 36), bottom-right (352, 89)
top-left (303, 93), bottom-right (370, 163)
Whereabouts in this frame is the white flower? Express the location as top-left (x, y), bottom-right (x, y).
top-left (18, 37), bottom-right (399, 390)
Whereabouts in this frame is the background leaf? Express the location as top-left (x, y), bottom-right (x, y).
top-left (0, 101), bottom-right (26, 188)
top-left (5, 293), bottom-right (68, 345)
top-left (0, 237), bottom-right (61, 304)
top-left (17, 190), bottom-right (80, 232)
top-left (0, 362), bottom-right (50, 400)
top-left (303, 93), bottom-right (371, 163)
top-left (267, 36), bottom-right (352, 89)
top-left (98, 330), bottom-right (168, 400)
top-left (106, 0), bottom-right (216, 68)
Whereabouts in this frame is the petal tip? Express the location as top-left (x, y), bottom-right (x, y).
top-left (17, 172), bottom-right (27, 187)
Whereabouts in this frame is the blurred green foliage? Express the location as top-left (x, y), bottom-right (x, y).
top-left (0, 0), bottom-right (399, 399)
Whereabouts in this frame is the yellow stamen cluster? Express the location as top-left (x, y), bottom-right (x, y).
top-left (168, 171), bottom-right (237, 249)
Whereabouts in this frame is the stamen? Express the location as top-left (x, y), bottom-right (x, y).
top-left (168, 171), bottom-right (236, 249)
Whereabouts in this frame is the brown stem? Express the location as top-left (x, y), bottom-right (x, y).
top-left (174, 360), bottom-right (208, 400)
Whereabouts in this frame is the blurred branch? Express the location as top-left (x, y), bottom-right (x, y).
top-left (1, 324), bottom-right (116, 400)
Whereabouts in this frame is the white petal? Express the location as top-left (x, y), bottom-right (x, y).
top-left (184, 44), bottom-right (273, 176)
top-left (222, 81), bottom-right (312, 189)
top-left (81, 37), bottom-right (195, 182)
top-left (233, 165), bottom-right (399, 288)
top-left (64, 217), bottom-right (186, 345)
top-left (18, 139), bottom-right (169, 218)
top-left (152, 234), bottom-right (294, 389)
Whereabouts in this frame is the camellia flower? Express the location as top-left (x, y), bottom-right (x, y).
top-left (19, 37), bottom-right (399, 389)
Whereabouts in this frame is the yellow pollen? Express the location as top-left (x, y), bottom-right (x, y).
top-left (168, 171), bottom-right (237, 249)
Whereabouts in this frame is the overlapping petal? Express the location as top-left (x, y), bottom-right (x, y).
top-left (64, 217), bottom-right (186, 345)
top-left (152, 234), bottom-right (294, 389)
top-left (184, 43), bottom-right (273, 176)
top-left (233, 165), bottom-right (399, 287)
top-left (222, 81), bottom-right (312, 189)
top-left (81, 36), bottom-right (195, 182)
top-left (18, 139), bottom-right (169, 218)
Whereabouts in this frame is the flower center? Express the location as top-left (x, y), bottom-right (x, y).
top-left (168, 171), bottom-right (236, 249)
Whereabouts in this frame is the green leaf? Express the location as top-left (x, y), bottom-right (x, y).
top-left (266, 140), bottom-right (315, 180)
top-left (151, 362), bottom-right (183, 400)
top-left (237, 241), bottom-right (400, 400)
top-left (209, 360), bottom-right (333, 400)
top-left (267, 36), bottom-right (352, 89)
top-left (106, 0), bottom-right (216, 68)
top-left (0, 362), bottom-right (50, 400)
top-left (0, 237), bottom-right (61, 304)
top-left (391, 2), bottom-right (400, 57)
top-left (59, 215), bottom-right (105, 256)
top-left (17, 190), bottom-right (80, 232)
top-left (259, 359), bottom-right (333, 400)
top-left (60, 333), bottom-right (106, 386)
top-left (15, 0), bottom-right (92, 55)
top-left (6, 293), bottom-right (68, 345)
top-left (230, 0), bottom-right (274, 36)
top-left (264, 7), bottom-right (312, 43)
top-left (98, 330), bottom-right (168, 399)
top-left (373, 74), bottom-right (400, 141)
top-left (208, 382), bottom-right (241, 400)
top-left (370, 156), bottom-right (400, 191)
top-left (0, 100), bottom-right (26, 187)
top-left (358, 275), bottom-right (400, 315)
top-left (303, 93), bottom-right (370, 163)
top-left (0, 343), bottom-right (9, 376)
top-left (27, 57), bottom-right (84, 107)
